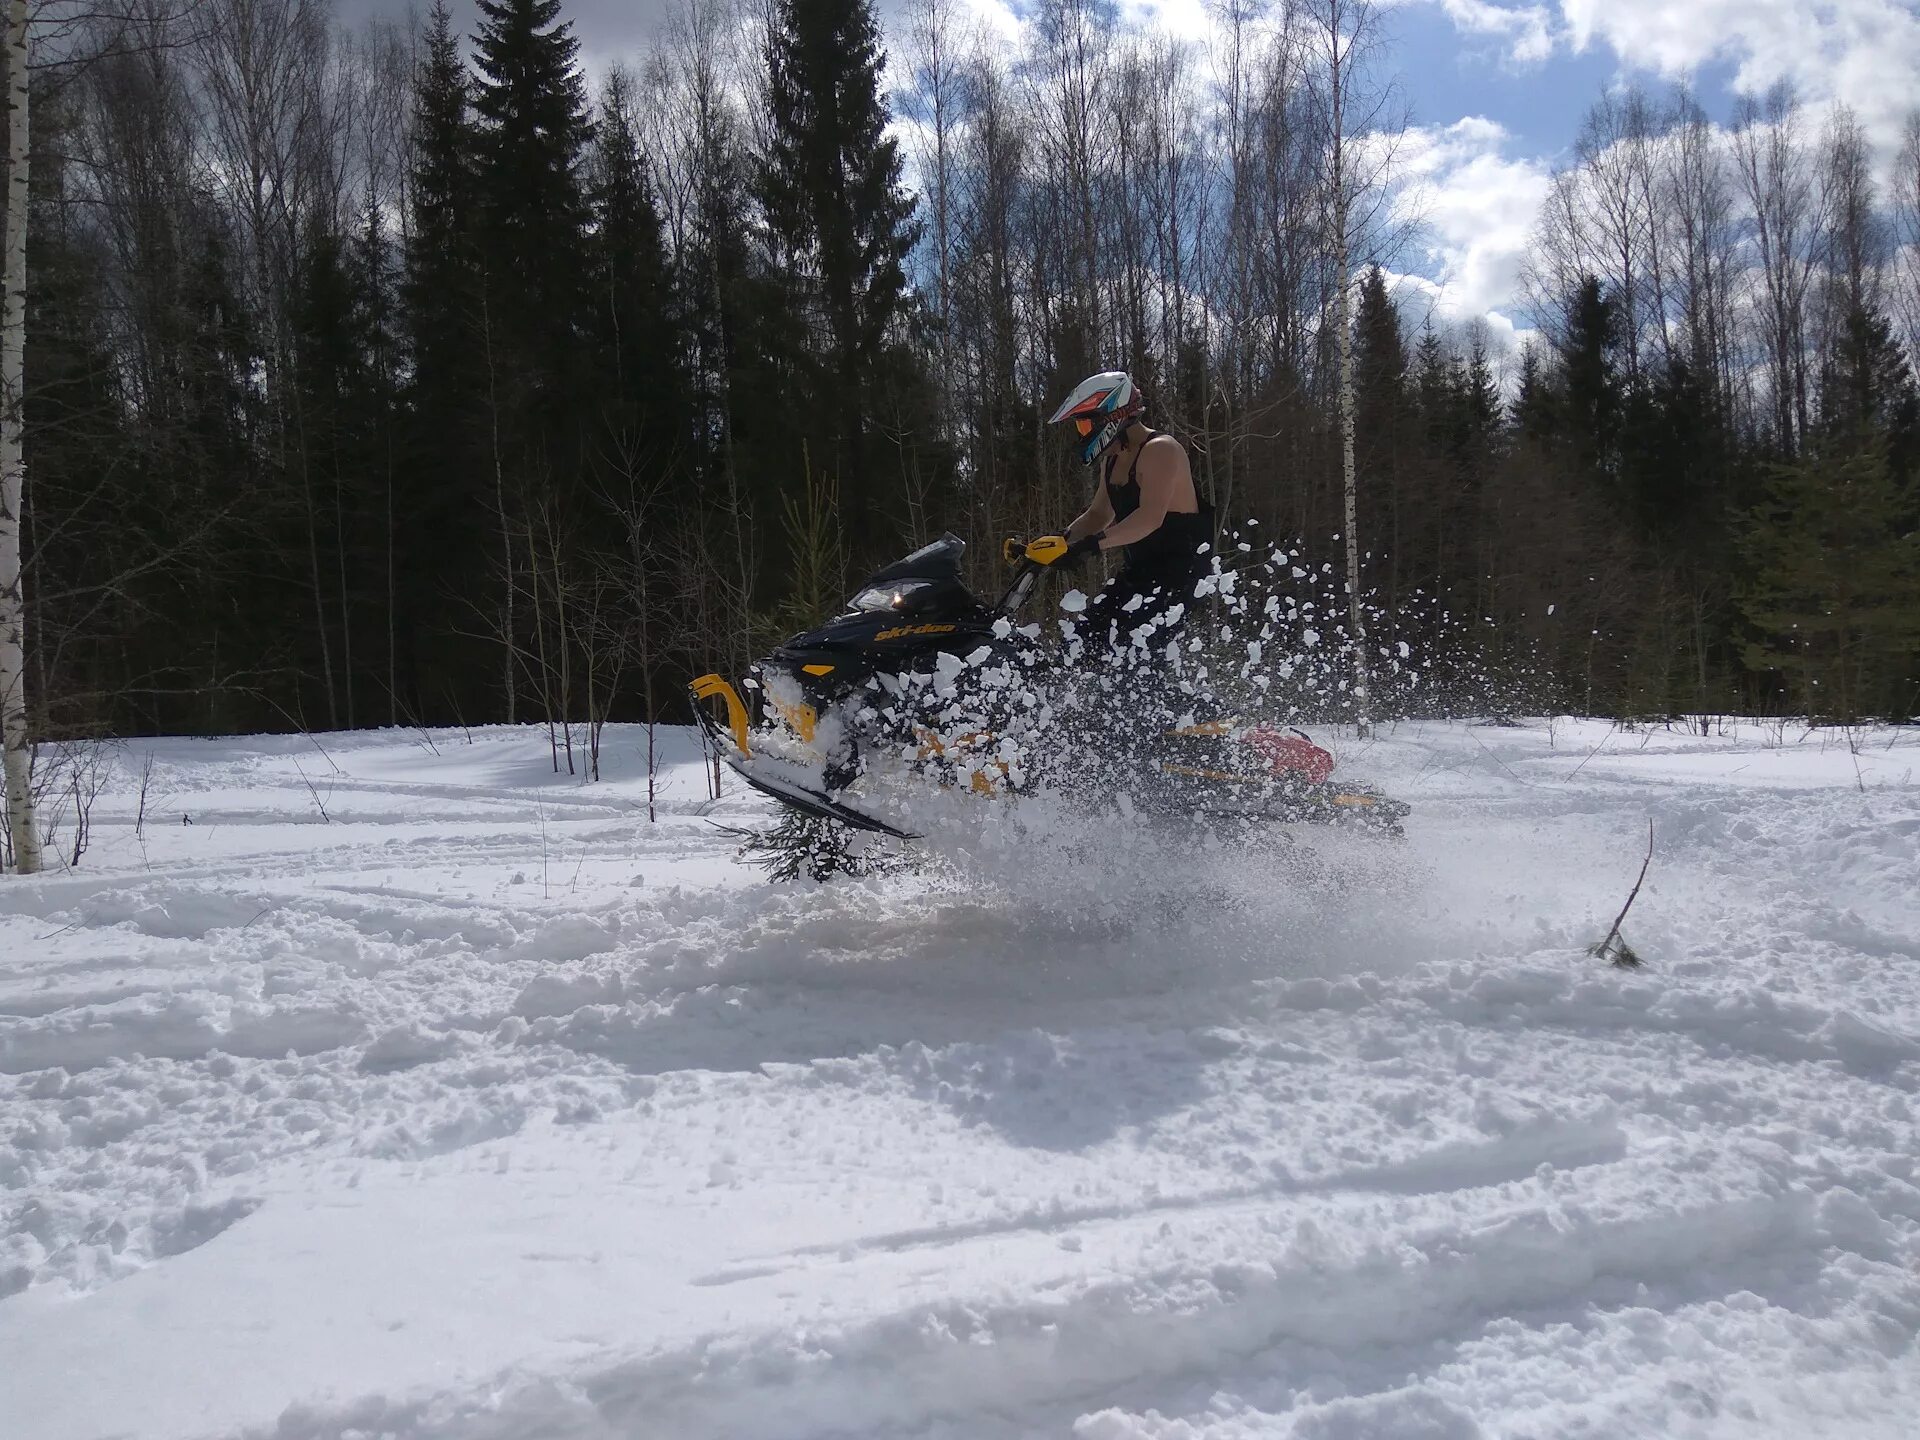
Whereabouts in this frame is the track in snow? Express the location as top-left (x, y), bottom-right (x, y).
top-left (2, 719), bottom-right (1918, 1439)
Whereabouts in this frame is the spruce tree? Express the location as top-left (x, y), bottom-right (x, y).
top-left (403, 0), bottom-right (475, 392)
top-left (1558, 275), bottom-right (1620, 484)
top-left (1739, 441), bottom-right (1920, 718)
top-left (290, 217), bottom-right (377, 727)
top-left (1459, 337), bottom-right (1501, 448)
top-left (401, 0), bottom-right (489, 719)
top-left (1819, 301), bottom-right (1920, 481)
top-left (1512, 342), bottom-right (1556, 443)
top-left (757, 0), bottom-right (922, 565)
top-left (1412, 327), bottom-right (1451, 446)
top-left (1351, 266), bottom-right (1408, 608)
top-left (466, 0), bottom-right (597, 724)
top-left (1352, 265), bottom-right (1406, 410)
top-left (590, 81), bottom-right (684, 445)
top-left (470, 0), bottom-right (594, 393)
top-left (354, 190), bottom-right (407, 724)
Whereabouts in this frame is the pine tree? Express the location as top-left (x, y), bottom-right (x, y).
top-left (403, 0), bottom-right (475, 391)
top-left (401, 0), bottom-right (489, 719)
top-left (590, 77), bottom-right (684, 448)
top-left (1459, 336), bottom-right (1501, 448)
top-left (1352, 265), bottom-right (1405, 412)
top-left (1512, 341), bottom-right (1556, 443)
top-left (1412, 326), bottom-right (1449, 426)
top-left (1739, 441), bottom-right (1920, 718)
top-left (757, 0), bottom-right (922, 565)
top-left (353, 188), bottom-right (406, 724)
top-left (466, 0), bottom-right (597, 724)
top-left (290, 216), bottom-right (377, 727)
top-left (1558, 275), bottom-right (1620, 484)
top-left (1351, 266), bottom-right (1408, 609)
top-left (1819, 301), bottom-right (1920, 481)
top-left (470, 0), bottom-right (594, 393)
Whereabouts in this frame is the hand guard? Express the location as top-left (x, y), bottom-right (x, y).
top-left (1024, 532), bottom-right (1104, 567)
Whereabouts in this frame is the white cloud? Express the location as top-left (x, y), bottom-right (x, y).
top-left (1387, 117), bottom-right (1554, 340)
top-left (1425, 0), bottom-right (1555, 66)
top-left (1116, 0), bottom-right (1214, 43)
top-left (1425, 0), bottom-right (1920, 165)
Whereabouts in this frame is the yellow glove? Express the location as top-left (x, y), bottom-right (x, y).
top-left (1001, 535), bottom-right (1028, 566)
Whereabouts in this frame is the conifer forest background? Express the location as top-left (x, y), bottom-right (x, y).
top-left (9, 0), bottom-right (1920, 745)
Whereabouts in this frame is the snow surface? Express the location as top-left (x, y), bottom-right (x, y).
top-left (3, 718), bottom-right (1918, 1439)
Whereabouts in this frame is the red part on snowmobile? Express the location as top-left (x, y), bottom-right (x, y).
top-left (1241, 726), bottom-right (1336, 784)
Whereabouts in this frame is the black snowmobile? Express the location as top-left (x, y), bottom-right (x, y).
top-left (689, 533), bottom-right (1408, 839)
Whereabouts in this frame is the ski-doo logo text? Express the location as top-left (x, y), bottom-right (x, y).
top-left (874, 622), bottom-right (958, 641)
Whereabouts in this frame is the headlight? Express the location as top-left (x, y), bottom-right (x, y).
top-left (849, 580), bottom-right (932, 612)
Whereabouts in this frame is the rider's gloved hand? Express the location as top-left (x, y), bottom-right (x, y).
top-left (1063, 532), bottom-right (1105, 566)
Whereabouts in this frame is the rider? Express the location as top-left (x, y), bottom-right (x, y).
top-left (1037, 371), bottom-right (1213, 658)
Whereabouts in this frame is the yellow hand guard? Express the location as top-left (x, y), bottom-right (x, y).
top-left (1024, 534), bottom-right (1071, 566)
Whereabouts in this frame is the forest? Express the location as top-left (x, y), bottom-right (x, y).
top-left (6, 0), bottom-right (1920, 756)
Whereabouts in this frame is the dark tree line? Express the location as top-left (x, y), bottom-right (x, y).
top-left (12, 0), bottom-right (1920, 750)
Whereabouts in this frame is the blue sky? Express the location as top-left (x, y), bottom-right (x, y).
top-left (1321, 0), bottom-right (1919, 352)
top-left (355, 0), bottom-right (1920, 355)
top-left (1392, 1), bottom-right (1611, 158)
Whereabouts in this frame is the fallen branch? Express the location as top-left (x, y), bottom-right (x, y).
top-left (291, 757), bottom-right (332, 824)
top-left (1588, 817), bottom-right (1653, 970)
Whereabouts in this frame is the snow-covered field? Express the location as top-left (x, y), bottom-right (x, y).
top-left (3, 718), bottom-right (1918, 1439)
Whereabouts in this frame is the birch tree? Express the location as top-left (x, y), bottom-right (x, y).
top-left (1662, 87), bottom-right (1739, 413)
top-left (1732, 85), bottom-right (1823, 453)
top-left (2, 0), bottom-right (40, 872)
top-left (1893, 111), bottom-right (1920, 367)
top-left (1305, 0), bottom-right (1387, 735)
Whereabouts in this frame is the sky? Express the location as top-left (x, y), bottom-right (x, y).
top-left (349, 0), bottom-right (1920, 358)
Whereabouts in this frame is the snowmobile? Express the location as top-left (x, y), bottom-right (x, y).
top-left (689, 533), bottom-right (1408, 839)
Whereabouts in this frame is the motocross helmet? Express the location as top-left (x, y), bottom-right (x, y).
top-left (1049, 370), bottom-right (1142, 467)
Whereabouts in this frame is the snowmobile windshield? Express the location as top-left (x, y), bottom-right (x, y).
top-left (861, 534), bottom-right (965, 587)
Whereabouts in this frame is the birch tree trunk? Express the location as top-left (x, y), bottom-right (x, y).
top-left (1321, 0), bottom-right (1371, 738)
top-left (0, 0), bottom-right (40, 873)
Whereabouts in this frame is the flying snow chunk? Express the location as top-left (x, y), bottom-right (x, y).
top-left (1303, 628), bottom-right (1321, 647)
top-left (992, 617), bottom-right (1014, 639)
top-left (1060, 590), bottom-right (1088, 614)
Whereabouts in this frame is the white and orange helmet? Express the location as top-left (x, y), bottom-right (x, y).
top-left (1049, 370), bottom-right (1142, 466)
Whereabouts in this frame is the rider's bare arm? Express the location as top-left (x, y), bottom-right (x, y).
top-left (1096, 438), bottom-right (1183, 550)
top-left (1064, 481), bottom-right (1115, 542)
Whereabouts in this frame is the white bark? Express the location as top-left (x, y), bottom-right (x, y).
top-left (1321, 0), bottom-right (1371, 738)
top-left (1, 0), bottom-right (40, 874)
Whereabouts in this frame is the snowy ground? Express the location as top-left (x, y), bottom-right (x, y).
top-left (3, 717), bottom-right (1918, 1439)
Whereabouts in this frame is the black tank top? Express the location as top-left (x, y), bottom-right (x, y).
top-left (1104, 431), bottom-right (1212, 572)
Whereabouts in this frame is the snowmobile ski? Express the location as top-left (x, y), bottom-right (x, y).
top-left (690, 677), bottom-right (920, 839)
